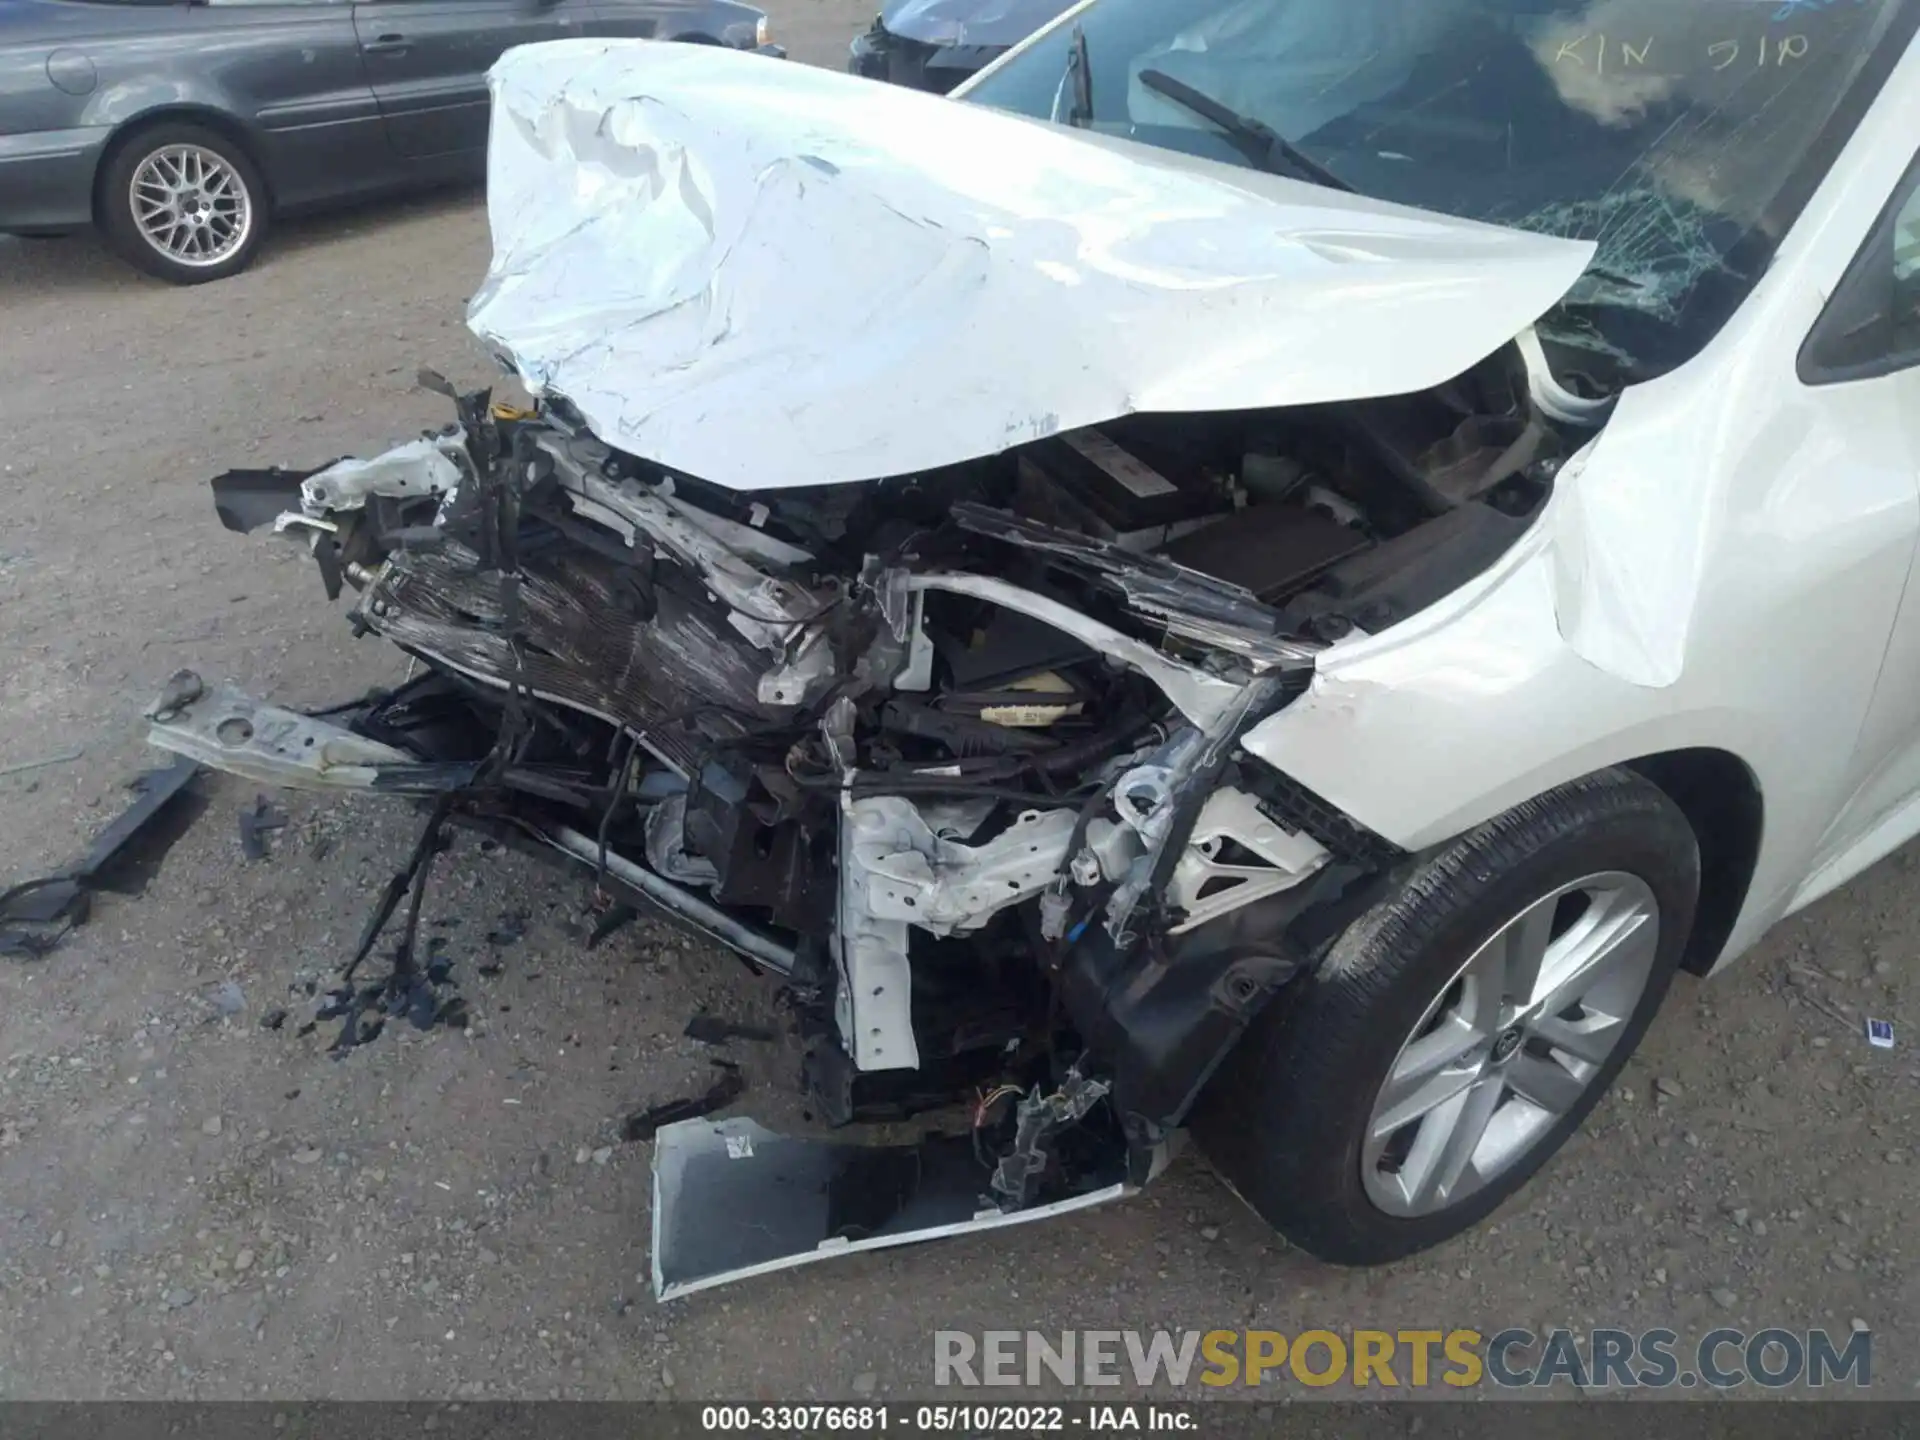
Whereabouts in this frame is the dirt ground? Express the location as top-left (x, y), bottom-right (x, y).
top-left (2, 1), bottom-right (1917, 1403)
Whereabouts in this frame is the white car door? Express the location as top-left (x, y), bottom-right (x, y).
top-left (1791, 153), bottom-right (1920, 908)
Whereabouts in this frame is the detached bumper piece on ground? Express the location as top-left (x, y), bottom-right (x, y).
top-left (0, 756), bottom-right (203, 958)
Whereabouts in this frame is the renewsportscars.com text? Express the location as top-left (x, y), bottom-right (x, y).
top-left (933, 1327), bottom-right (1871, 1390)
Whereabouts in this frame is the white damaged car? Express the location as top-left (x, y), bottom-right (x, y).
top-left (149, 0), bottom-right (1920, 1296)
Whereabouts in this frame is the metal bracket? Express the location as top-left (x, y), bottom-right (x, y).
top-left (856, 800), bottom-right (1134, 937)
top-left (144, 678), bottom-right (446, 792)
top-left (837, 792), bottom-right (921, 1073)
top-left (1166, 787), bottom-right (1329, 934)
top-left (836, 794), bottom-right (1138, 1072)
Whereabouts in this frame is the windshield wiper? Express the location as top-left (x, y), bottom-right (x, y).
top-left (1137, 68), bottom-right (1352, 193)
top-left (1061, 23), bottom-right (1093, 128)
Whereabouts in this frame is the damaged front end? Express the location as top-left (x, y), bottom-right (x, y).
top-left (147, 42), bottom-right (1607, 1297)
top-left (153, 344), bottom-right (1585, 1292)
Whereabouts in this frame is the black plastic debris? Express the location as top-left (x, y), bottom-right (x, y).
top-left (486, 909), bottom-right (529, 946)
top-left (315, 987), bottom-right (356, 1021)
top-left (587, 903), bottom-right (638, 950)
top-left (315, 795), bottom-right (459, 1056)
top-left (424, 935), bottom-right (454, 985)
top-left (623, 1061), bottom-right (747, 1143)
top-left (260, 1008), bottom-right (288, 1031)
top-left (330, 1006), bottom-right (385, 1054)
top-left (315, 926), bottom-right (471, 1056)
top-left (0, 756), bottom-right (202, 959)
top-left (400, 974), bottom-right (439, 1030)
top-left (238, 794), bottom-right (289, 861)
top-left (309, 957), bottom-right (471, 1056)
top-left (684, 1014), bottom-right (777, 1046)
top-left (209, 466), bottom-right (320, 535)
top-left (0, 881), bottom-right (83, 958)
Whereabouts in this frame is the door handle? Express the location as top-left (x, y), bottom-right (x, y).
top-left (363, 33), bottom-right (411, 55)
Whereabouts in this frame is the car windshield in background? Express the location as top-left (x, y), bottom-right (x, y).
top-left (965, 0), bottom-right (1918, 386)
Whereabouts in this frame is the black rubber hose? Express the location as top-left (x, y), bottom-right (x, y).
top-left (1033, 715), bottom-right (1165, 779)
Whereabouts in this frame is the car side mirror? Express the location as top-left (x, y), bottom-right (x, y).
top-left (1800, 166), bottom-right (1920, 386)
top-left (1892, 230), bottom-right (1920, 349)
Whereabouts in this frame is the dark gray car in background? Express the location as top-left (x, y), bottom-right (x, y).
top-left (0, 0), bottom-right (777, 283)
top-left (848, 0), bottom-right (1068, 93)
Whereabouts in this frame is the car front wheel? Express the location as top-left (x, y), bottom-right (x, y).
top-left (99, 122), bottom-right (268, 284)
top-left (1191, 768), bottom-right (1700, 1265)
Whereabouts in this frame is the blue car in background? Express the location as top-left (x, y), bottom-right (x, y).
top-left (849, 0), bottom-right (1070, 92)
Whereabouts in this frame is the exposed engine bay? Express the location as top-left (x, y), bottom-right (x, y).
top-left (150, 340), bottom-right (1586, 1296)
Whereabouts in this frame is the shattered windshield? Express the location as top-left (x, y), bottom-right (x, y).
top-left (964, 0), bottom-right (1917, 385)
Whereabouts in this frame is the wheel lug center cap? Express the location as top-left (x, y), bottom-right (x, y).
top-left (1490, 1026), bottom-right (1524, 1064)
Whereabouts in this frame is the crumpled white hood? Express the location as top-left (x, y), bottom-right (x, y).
top-left (471, 42), bottom-right (1595, 491)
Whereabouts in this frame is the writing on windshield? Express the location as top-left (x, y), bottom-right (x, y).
top-left (966, 0), bottom-right (1915, 383)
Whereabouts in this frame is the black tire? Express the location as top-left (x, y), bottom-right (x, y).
top-left (98, 121), bottom-right (269, 284)
top-left (1190, 768), bottom-right (1699, 1266)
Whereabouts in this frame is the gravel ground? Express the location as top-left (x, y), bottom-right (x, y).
top-left (1, 2), bottom-right (1916, 1402)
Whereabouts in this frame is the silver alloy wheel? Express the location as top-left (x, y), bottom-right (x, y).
top-left (128, 144), bottom-right (252, 268)
top-left (1361, 871), bottom-right (1660, 1218)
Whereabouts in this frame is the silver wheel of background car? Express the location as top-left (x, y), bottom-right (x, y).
top-left (1361, 870), bottom-right (1660, 1218)
top-left (128, 145), bottom-right (253, 268)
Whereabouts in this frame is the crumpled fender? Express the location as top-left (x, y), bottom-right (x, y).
top-left (1242, 343), bottom-right (1919, 967)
